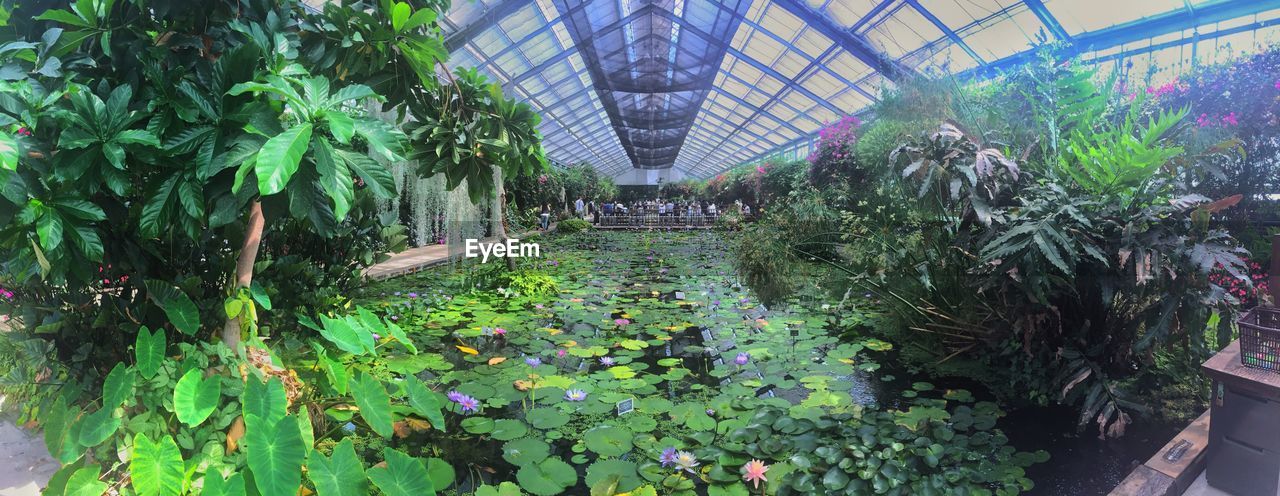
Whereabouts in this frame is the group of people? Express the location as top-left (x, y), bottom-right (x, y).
top-left (589, 198), bottom-right (726, 226)
top-left (535, 197), bottom-right (750, 230)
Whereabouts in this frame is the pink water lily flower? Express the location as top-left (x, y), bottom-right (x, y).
top-left (741, 459), bottom-right (769, 488)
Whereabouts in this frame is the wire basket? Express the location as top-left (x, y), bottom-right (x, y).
top-left (1239, 306), bottom-right (1280, 371)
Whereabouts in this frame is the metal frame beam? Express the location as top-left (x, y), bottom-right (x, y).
top-left (1023, 0), bottom-right (1071, 41)
top-left (686, 44), bottom-right (838, 168)
top-left (851, 0), bottom-right (897, 33)
top-left (904, 0), bottom-right (984, 65)
top-left (965, 0), bottom-right (1280, 79)
top-left (771, 0), bottom-right (918, 82)
top-left (444, 0), bottom-right (537, 52)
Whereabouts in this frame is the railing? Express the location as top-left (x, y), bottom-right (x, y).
top-left (595, 213), bottom-right (719, 227)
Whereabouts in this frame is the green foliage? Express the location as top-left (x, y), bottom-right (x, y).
top-left (173, 369), bottom-right (221, 427)
top-left (556, 218), bottom-right (591, 234)
top-left (308, 439), bottom-right (369, 496)
top-left (130, 432), bottom-right (185, 496)
top-left (859, 58), bottom-right (1243, 437)
top-left (245, 413), bottom-right (307, 496)
top-left (699, 399), bottom-right (1043, 495)
top-left (367, 448), bottom-right (436, 496)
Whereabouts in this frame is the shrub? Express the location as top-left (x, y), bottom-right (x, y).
top-left (556, 218), bottom-right (592, 234)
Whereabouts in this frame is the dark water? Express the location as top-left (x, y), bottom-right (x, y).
top-left (1003, 406), bottom-right (1179, 496)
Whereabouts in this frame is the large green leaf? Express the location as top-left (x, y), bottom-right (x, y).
top-left (313, 136), bottom-right (353, 221)
top-left (76, 407), bottom-right (118, 447)
top-left (173, 369), bottom-right (221, 427)
top-left (403, 376), bottom-right (446, 432)
top-left (242, 377), bottom-right (287, 431)
top-left (255, 124), bottom-right (313, 196)
top-left (130, 433), bottom-right (184, 496)
top-left (367, 448), bottom-right (435, 496)
top-left (307, 438), bottom-right (368, 496)
top-left (245, 414), bottom-right (306, 496)
top-left (64, 466), bottom-right (108, 496)
top-left (317, 316), bottom-right (374, 355)
top-left (335, 148), bottom-right (395, 199)
top-left (351, 371), bottom-right (393, 438)
top-left (311, 342), bottom-right (349, 395)
top-left (135, 326), bottom-right (165, 380)
top-left (101, 362), bottom-right (135, 408)
top-left (0, 132), bottom-right (17, 171)
top-left (352, 119), bottom-right (403, 162)
top-left (144, 280), bottom-right (200, 335)
top-left (203, 472), bottom-right (247, 496)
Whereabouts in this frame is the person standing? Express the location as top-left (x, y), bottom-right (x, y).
top-left (540, 203), bottom-right (551, 231)
top-left (574, 197), bottom-right (585, 218)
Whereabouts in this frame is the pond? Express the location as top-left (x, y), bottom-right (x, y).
top-left (346, 230), bottom-right (1046, 494)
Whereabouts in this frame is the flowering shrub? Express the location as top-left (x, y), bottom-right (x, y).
top-left (1209, 259), bottom-right (1269, 307)
top-left (806, 116), bottom-right (863, 188)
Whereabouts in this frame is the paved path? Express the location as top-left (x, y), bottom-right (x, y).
top-left (363, 227), bottom-right (551, 281)
top-left (0, 418), bottom-right (56, 496)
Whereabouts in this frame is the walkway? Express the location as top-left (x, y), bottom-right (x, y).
top-left (0, 413), bottom-right (56, 496)
top-left (362, 227), bottom-right (550, 281)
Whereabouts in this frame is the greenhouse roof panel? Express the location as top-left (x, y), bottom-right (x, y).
top-left (437, 0), bottom-right (1280, 179)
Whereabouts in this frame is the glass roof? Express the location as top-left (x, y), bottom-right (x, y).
top-left (440, 0), bottom-right (1280, 181)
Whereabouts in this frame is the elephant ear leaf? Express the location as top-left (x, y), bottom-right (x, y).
top-left (131, 432), bottom-right (184, 496)
top-left (101, 362), bottom-right (135, 408)
top-left (367, 448), bottom-right (435, 496)
top-left (308, 438), bottom-right (368, 496)
top-left (173, 369), bottom-right (221, 427)
top-left (404, 376), bottom-right (445, 432)
top-left (64, 466), bottom-right (108, 496)
top-left (203, 472), bottom-right (247, 496)
top-left (135, 326), bottom-right (165, 380)
top-left (244, 414), bottom-right (306, 496)
top-left (350, 371), bottom-right (394, 438)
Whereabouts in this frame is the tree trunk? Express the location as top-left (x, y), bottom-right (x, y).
top-left (222, 199), bottom-right (265, 348)
top-left (491, 165), bottom-right (507, 239)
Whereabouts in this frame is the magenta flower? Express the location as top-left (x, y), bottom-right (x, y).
top-left (556, 349), bottom-right (567, 358)
top-left (494, 328), bottom-right (507, 336)
top-left (734, 352), bottom-right (750, 365)
top-left (614, 318), bottom-right (630, 326)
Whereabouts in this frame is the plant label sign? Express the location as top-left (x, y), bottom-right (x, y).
top-left (616, 398), bottom-right (634, 415)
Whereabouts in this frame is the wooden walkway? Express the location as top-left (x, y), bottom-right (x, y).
top-left (362, 227), bottom-right (549, 281)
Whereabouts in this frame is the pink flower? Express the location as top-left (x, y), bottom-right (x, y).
top-left (755, 166), bottom-right (766, 174)
top-left (556, 349), bottom-right (566, 358)
top-left (741, 459), bottom-right (769, 489)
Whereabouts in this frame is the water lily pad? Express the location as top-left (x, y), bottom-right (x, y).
top-left (527, 408), bottom-right (569, 430)
top-left (491, 419), bottom-right (528, 441)
top-left (461, 417), bottom-right (495, 434)
top-left (585, 459), bottom-right (642, 492)
top-left (502, 438), bottom-right (550, 465)
top-left (583, 425), bottom-right (633, 457)
top-left (516, 457), bottom-right (577, 496)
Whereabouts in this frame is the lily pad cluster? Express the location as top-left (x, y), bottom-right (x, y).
top-left (342, 231), bottom-right (1043, 495)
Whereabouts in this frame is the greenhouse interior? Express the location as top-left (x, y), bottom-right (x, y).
top-left (6, 0), bottom-right (1280, 495)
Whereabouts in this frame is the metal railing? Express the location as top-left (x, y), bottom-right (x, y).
top-left (595, 212), bottom-right (719, 227)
